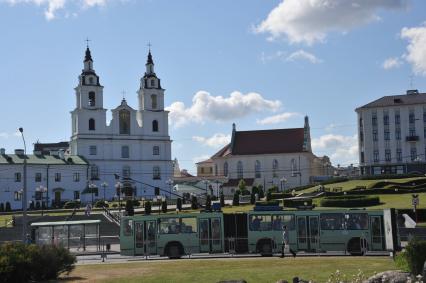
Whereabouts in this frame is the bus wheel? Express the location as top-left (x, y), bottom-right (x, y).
top-left (166, 243), bottom-right (183, 259)
top-left (257, 239), bottom-right (273, 256)
top-left (347, 238), bottom-right (367, 256)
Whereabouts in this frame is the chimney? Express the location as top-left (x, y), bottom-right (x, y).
top-left (0, 148), bottom-right (5, 155)
top-left (15, 149), bottom-right (24, 155)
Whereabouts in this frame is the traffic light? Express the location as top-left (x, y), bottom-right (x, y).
top-left (155, 187), bottom-right (160, 196)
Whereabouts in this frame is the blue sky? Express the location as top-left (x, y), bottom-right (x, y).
top-left (1, 0), bottom-right (426, 174)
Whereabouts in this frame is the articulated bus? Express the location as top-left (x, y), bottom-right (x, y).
top-left (120, 209), bottom-right (398, 258)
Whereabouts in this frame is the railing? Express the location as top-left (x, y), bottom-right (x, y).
top-left (406, 135), bottom-right (419, 142)
top-left (102, 206), bottom-right (121, 225)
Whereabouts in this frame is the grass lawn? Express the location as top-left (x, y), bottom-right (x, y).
top-left (66, 257), bottom-right (397, 283)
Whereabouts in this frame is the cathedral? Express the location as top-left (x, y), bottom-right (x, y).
top-left (70, 46), bottom-right (173, 198)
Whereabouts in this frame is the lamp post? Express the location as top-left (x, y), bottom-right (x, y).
top-left (166, 178), bottom-right (173, 199)
top-left (18, 127), bottom-right (28, 242)
top-left (115, 181), bottom-right (122, 212)
top-left (280, 177), bottom-right (287, 192)
top-left (101, 182), bottom-right (108, 202)
top-left (36, 185), bottom-right (47, 216)
top-left (88, 183), bottom-right (96, 205)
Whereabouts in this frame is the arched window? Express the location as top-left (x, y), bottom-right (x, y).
top-left (255, 160), bottom-right (261, 178)
top-left (150, 79), bottom-right (155, 87)
top-left (291, 159), bottom-right (297, 176)
top-left (153, 166), bottom-right (161, 180)
top-left (237, 161), bottom-right (243, 179)
top-left (121, 145), bottom-right (129, 158)
top-left (89, 118), bottom-right (95, 131)
top-left (88, 92), bottom-right (95, 107)
top-left (272, 159), bottom-right (279, 178)
top-left (152, 120), bottom-right (159, 132)
top-left (223, 162), bottom-right (228, 177)
top-left (151, 94), bottom-right (157, 109)
top-left (119, 109), bottom-right (130, 135)
top-left (153, 146), bottom-right (160, 155)
top-left (122, 166), bottom-right (131, 179)
top-left (90, 165), bottom-right (99, 180)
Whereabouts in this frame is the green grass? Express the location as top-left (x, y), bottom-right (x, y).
top-left (68, 257), bottom-right (397, 283)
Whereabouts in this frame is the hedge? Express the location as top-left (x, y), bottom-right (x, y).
top-left (94, 200), bottom-right (109, 208)
top-left (319, 177), bottom-right (349, 185)
top-left (320, 195), bottom-right (380, 207)
top-left (283, 198), bottom-right (312, 208)
top-left (255, 200), bottom-right (279, 206)
top-left (404, 238), bottom-right (426, 276)
top-left (269, 193), bottom-right (293, 200)
top-left (359, 173), bottom-right (423, 180)
top-left (63, 201), bottom-right (80, 209)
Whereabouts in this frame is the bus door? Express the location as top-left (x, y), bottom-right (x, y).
top-left (297, 216), bottom-right (308, 250)
top-left (199, 217), bottom-right (223, 253)
top-left (134, 222), bottom-right (144, 255)
top-left (370, 216), bottom-right (384, 250)
top-left (145, 220), bottom-right (157, 255)
top-left (309, 216), bottom-right (319, 251)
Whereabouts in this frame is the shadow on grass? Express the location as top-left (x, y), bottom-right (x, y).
top-left (57, 276), bottom-right (86, 281)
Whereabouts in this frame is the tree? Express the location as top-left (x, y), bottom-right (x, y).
top-left (238, 179), bottom-right (246, 192)
top-left (250, 192), bottom-right (256, 204)
top-left (144, 201), bottom-right (152, 215)
top-left (232, 192), bottom-right (239, 206)
top-left (220, 193), bottom-right (225, 207)
top-left (125, 200), bottom-right (134, 216)
top-left (251, 185), bottom-right (259, 196)
top-left (258, 186), bottom-right (265, 199)
top-left (161, 200), bottom-right (168, 213)
top-left (5, 202), bottom-right (11, 212)
top-left (176, 198), bottom-right (182, 211)
top-left (266, 191), bottom-right (272, 201)
top-left (205, 195), bottom-right (212, 211)
top-left (191, 196), bottom-right (198, 209)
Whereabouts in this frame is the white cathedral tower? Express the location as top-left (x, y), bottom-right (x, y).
top-left (70, 46), bottom-right (173, 198)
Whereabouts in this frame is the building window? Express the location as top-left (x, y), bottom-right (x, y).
top-left (88, 91), bottom-right (95, 107)
top-left (122, 166), bottom-right (131, 179)
top-left (409, 127), bottom-right (416, 136)
top-left (395, 128), bottom-right (401, 140)
top-left (150, 79), bottom-right (155, 87)
top-left (152, 120), bottom-right (159, 132)
top-left (255, 160), bottom-right (261, 178)
top-left (91, 165), bottom-right (99, 180)
top-left (411, 147), bottom-right (417, 161)
top-left (373, 130), bottom-right (378, 141)
top-left (119, 109), bottom-right (130, 135)
top-left (396, 149), bottom-right (402, 162)
top-left (272, 159), bottom-right (279, 178)
top-left (372, 115), bottom-right (377, 126)
top-left (153, 166), bottom-right (161, 180)
top-left (89, 145), bottom-right (97, 155)
top-left (384, 130), bottom-right (390, 140)
top-left (89, 118), bottom-right (95, 131)
top-left (121, 145), bottom-right (129, 158)
top-left (14, 191), bottom-right (21, 201)
top-left (383, 114), bottom-right (389, 126)
top-left (73, 173), bottom-right (80, 182)
top-left (15, 172), bottom-right (21, 182)
top-left (151, 94), bottom-right (157, 109)
top-left (395, 114), bottom-right (400, 125)
top-left (153, 146), bottom-right (159, 155)
top-left (55, 173), bottom-right (61, 182)
top-left (409, 112), bottom-right (415, 124)
top-left (385, 149), bottom-right (391, 162)
top-left (224, 162), bottom-right (228, 177)
top-left (35, 173), bottom-right (42, 182)
top-left (201, 167), bottom-right (205, 174)
top-left (215, 164), bottom-right (218, 176)
top-left (373, 151), bottom-right (379, 163)
top-left (74, 191), bottom-right (80, 200)
top-left (237, 161), bottom-right (243, 179)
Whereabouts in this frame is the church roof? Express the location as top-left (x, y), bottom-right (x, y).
top-left (84, 47), bottom-right (93, 62)
top-left (212, 128), bottom-right (305, 158)
top-left (0, 154), bottom-right (88, 165)
top-left (356, 90), bottom-right (426, 110)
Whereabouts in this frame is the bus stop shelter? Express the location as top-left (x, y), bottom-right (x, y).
top-left (30, 220), bottom-right (101, 251)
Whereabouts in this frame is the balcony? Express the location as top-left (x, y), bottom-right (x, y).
top-left (406, 135), bottom-right (419, 142)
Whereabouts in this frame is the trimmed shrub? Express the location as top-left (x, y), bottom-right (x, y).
top-left (404, 238), bottom-right (426, 276)
top-left (94, 200), bottom-right (108, 208)
top-left (258, 187), bottom-right (265, 199)
top-left (125, 200), bottom-right (134, 216)
top-left (320, 195), bottom-right (380, 207)
top-left (394, 251), bottom-right (410, 272)
top-left (112, 203), bottom-right (118, 208)
top-left (359, 173), bottom-right (423, 180)
top-left (319, 177), bottom-right (349, 185)
top-left (255, 200), bottom-right (279, 206)
top-left (191, 196), bottom-right (198, 209)
top-left (269, 193), bottom-right (292, 200)
top-left (176, 198), bottom-right (182, 211)
top-left (250, 193), bottom-right (256, 204)
top-left (238, 179), bottom-right (246, 191)
top-left (132, 200), bottom-right (140, 207)
top-left (0, 203), bottom-right (4, 212)
top-left (5, 202), bottom-right (11, 211)
top-left (232, 192), bottom-right (239, 206)
top-left (144, 201), bottom-right (151, 215)
top-left (251, 185), bottom-right (259, 196)
top-left (63, 201), bottom-right (80, 209)
top-left (266, 191), bottom-right (272, 201)
top-left (161, 200), bottom-right (167, 213)
top-left (220, 193), bottom-right (225, 207)
top-left (283, 198), bottom-right (312, 208)
top-left (205, 195), bottom-right (211, 211)
top-left (267, 186), bottom-right (278, 193)
top-left (29, 202), bottom-right (35, 210)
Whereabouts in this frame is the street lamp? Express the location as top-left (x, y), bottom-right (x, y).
top-left (115, 181), bottom-right (122, 212)
top-left (166, 178), bottom-right (173, 199)
top-left (35, 185), bottom-right (47, 216)
top-left (18, 127), bottom-right (28, 242)
top-left (101, 182), bottom-right (108, 202)
top-left (88, 183), bottom-right (96, 205)
top-left (280, 177), bottom-right (287, 192)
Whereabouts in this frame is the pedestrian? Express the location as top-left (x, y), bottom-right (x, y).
top-left (25, 233), bottom-right (31, 245)
top-left (281, 225), bottom-right (296, 258)
top-left (85, 203), bottom-right (92, 216)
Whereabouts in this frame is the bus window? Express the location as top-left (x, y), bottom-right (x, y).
top-left (147, 221), bottom-right (156, 247)
top-left (211, 219), bottom-right (221, 245)
top-left (159, 218), bottom-right (180, 234)
top-left (123, 219), bottom-right (133, 236)
top-left (249, 215), bottom-right (272, 231)
top-left (272, 215), bottom-right (295, 230)
top-left (181, 217), bottom-right (197, 233)
top-left (320, 213), bottom-right (345, 230)
top-left (346, 213), bottom-right (368, 230)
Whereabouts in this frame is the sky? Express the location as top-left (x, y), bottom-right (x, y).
top-left (1, 0), bottom-right (426, 175)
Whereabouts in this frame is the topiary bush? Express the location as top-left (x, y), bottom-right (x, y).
top-left (63, 201), bottom-right (80, 209)
top-left (161, 200), bottom-right (167, 213)
top-left (0, 203), bottom-right (4, 212)
top-left (250, 193), bottom-right (256, 204)
top-left (94, 200), bottom-right (108, 208)
top-left (5, 202), bottom-right (11, 212)
top-left (205, 195), bottom-right (211, 211)
top-left (320, 195), bottom-right (380, 207)
top-left (125, 200), bottom-right (134, 216)
top-left (144, 201), bottom-right (151, 215)
top-left (404, 238), bottom-right (426, 276)
top-left (176, 198), bottom-right (182, 211)
top-left (220, 193), bottom-right (225, 207)
top-left (232, 192), bottom-right (239, 206)
top-left (132, 200), bottom-right (140, 207)
top-left (191, 196), bottom-right (198, 209)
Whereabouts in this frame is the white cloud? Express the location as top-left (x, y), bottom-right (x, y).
top-left (193, 155), bottom-right (211, 164)
top-left (166, 91), bottom-right (281, 128)
top-left (192, 133), bottom-right (231, 148)
top-left (255, 0), bottom-right (408, 45)
top-left (256, 112), bottom-right (300, 125)
top-left (382, 57), bottom-right (403, 70)
top-left (401, 23), bottom-right (426, 76)
top-left (285, 50), bottom-right (322, 64)
top-left (3, 0), bottom-right (110, 20)
top-left (0, 132), bottom-right (9, 139)
top-left (312, 134), bottom-right (358, 165)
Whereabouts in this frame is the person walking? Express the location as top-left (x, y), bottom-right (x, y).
top-left (281, 225), bottom-right (296, 258)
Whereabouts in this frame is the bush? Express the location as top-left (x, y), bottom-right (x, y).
top-left (220, 193), bottom-right (225, 207)
top-left (251, 185), bottom-right (259, 196)
top-left (266, 191), bottom-right (272, 201)
top-left (112, 203), bottom-right (118, 208)
top-left (258, 187), bottom-right (265, 199)
top-left (191, 196), bottom-right (198, 209)
top-left (125, 200), bottom-right (134, 216)
top-left (5, 202), bottom-right (11, 212)
top-left (255, 200), bottom-right (279, 206)
top-left (250, 193), bottom-right (256, 204)
top-left (161, 200), bottom-right (167, 213)
top-left (0, 203), bottom-right (4, 212)
top-left (144, 201), bottom-right (151, 215)
top-left (176, 198), bottom-right (182, 211)
top-left (267, 186), bottom-right (278, 193)
top-left (238, 179), bottom-right (246, 191)
top-left (94, 200), bottom-right (108, 208)
top-left (320, 177), bottom-right (349, 185)
top-left (283, 198), bottom-right (312, 208)
top-left (269, 193), bottom-right (292, 200)
top-left (232, 192), bottom-right (239, 206)
top-left (205, 195), bottom-right (212, 211)
top-left (320, 195), bottom-right (380, 207)
top-left (394, 251), bottom-right (410, 272)
top-left (132, 200), bottom-right (141, 207)
top-left (240, 189), bottom-right (251, 196)
top-left (0, 242), bottom-right (76, 283)
top-left (63, 201), bottom-right (80, 209)
top-left (404, 238), bottom-right (426, 276)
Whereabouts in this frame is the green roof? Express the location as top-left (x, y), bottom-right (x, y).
top-left (0, 154), bottom-right (88, 165)
top-left (31, 220), bottom-right (101, 227)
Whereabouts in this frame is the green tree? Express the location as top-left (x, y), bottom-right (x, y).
top-left (125, 200), bottom-right (134, 216)
top-left (250, 192), bottom-right (256, 204)
top-left (161, 200), bottom-right (168, 213)
top-left (220, 193), bottom-right (225, 207)
top-left (144, 201), bottom-right (151, 215)
top-left (238, 179), bottom-right (246, 192)
top-left (258, 186), bottom-right (265, 199)
top-left (176, 198), bottom-right (182, 211)
top-left (191, 196), bottom-right (198, 209)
